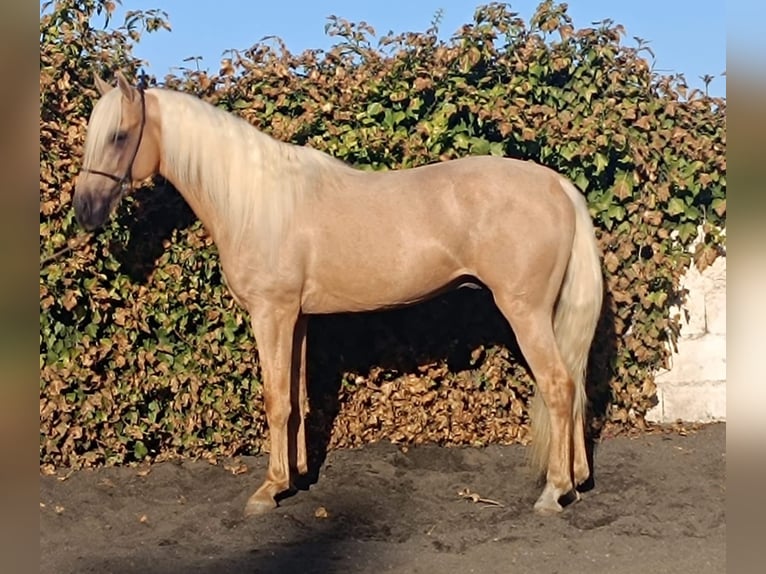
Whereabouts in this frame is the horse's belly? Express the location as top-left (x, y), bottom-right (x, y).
top-left (299, 244), bottom-right (468, 314)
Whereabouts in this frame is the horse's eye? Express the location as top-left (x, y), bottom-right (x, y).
top-left (113, 131), bottom-right (128, 144)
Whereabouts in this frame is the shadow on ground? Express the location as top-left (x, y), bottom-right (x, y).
top-left (41, 424), bottom-right (726, 574)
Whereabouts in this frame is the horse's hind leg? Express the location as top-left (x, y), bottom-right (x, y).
top-left (492, 295), bottom-right (578, 514)
top-left (293, 315), bottom-right (309, 476)
top-left (573, 400), bottom-right (589, 488)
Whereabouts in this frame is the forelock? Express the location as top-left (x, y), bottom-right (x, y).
top-left (82, 88), bottom-right (123, 168)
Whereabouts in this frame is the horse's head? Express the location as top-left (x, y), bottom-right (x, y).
top-left (74, 71), bottom-right (160, 230)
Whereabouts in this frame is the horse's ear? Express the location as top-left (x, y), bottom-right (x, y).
top-left (115, 71), bottom-right (137, 103)
top-left (94, 74), bottom-right (112, 96)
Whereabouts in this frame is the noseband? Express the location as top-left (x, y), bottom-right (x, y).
top-left (81, 86), bottom-right (147, 197)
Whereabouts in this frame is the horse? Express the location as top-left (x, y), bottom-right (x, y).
top-left (73, 71), bottom-right (603, 517)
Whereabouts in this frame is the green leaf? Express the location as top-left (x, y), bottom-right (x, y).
top-left (489, 142), bottom-right (504, 156)
top-left (594, 152), bottom-right (609, 174)
top-left (469, 137), bottom-right (490, 155)
top-left (683, 204), bottom-right (701, 219)
top-left (607, 204), bottom-right (626, 222)
top-left (366, 101), bottom-right (384, 116)
top-left (677, 222), bottom-right (697, 242)
top-left (613, 172), bottom-right (634, 200)
top-left (133, 440), bottom-right (148, 460)
top-left (574, 172), bottom-right (589, 192)
top-left (712, 197), bottom-right (726, 216)
top-left (453, 133), bottom-right (470, 149)
top-left (559, 144), bottom-right (577, 161)
top-left (667, 197), bottom-right (686, 216)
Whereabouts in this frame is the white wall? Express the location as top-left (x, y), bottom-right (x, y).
top-left (646, 253), bottom-right (726, 423)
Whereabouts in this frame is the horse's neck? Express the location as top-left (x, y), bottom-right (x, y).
top-left (160, 169), bottom-right (227, 242)
top-left (154, 91), bottom-right (308, 258)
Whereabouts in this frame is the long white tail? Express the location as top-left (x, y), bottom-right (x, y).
top-left (528, 176), bottom-right (603, 478)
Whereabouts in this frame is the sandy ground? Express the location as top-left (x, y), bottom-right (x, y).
top-left (40, 423), bottom-right (725, 574)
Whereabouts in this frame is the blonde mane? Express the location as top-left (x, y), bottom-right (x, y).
top-left (82, 88), bottom-right (123, 170)
top-left (86, 86), bottom-right (353, 254)
top-left (153, 89), bottom-right (352, 252)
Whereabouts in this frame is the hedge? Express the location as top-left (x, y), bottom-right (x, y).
top-left (40, 0), bottom-right (726, 469)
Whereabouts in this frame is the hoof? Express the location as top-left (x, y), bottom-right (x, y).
top-left (576, 474), bottom-right (595, 493)
top-left (534, 498), bottom-right (564, 515)
top-left (559, 487), bottom-right (581, 507)
top-left (534, 484), bottom-right (580, 515)
top-left (244, 495), bottom-right (277, 518)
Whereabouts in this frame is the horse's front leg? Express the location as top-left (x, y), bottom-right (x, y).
top-left (244, 302), bottom-right (300, 517)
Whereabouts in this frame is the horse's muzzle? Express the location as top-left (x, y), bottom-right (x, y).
top-left (73, 192), bottom-right (111, 231)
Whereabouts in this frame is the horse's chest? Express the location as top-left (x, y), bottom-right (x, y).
top-left (219, 256), bottom-right (304, 312)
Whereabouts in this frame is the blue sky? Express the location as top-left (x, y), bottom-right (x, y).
top-left (97, 1), bottom-right (725, 98)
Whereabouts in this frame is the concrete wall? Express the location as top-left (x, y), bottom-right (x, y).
top-left (646, 254), bottom-right (726, 423)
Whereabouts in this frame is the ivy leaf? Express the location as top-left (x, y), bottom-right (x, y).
top-left (594, 152), bottom-right (609, 174)
top-left (667, 197), bottom-right (686, 216)
top-left (133, 441), bottom-right (148, 460)
top-left (366, 101), bottom-right (384, 117)
top-left (712, 197), bottom-right (726, 217)
top-left (613, 172), bottom-right (634, 200)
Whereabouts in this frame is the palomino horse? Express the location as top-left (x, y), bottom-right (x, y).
top-left (74, 71), bottom-right (603, 516)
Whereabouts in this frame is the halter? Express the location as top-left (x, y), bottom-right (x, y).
top-left (81, 84), bottom-right (147, 198)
